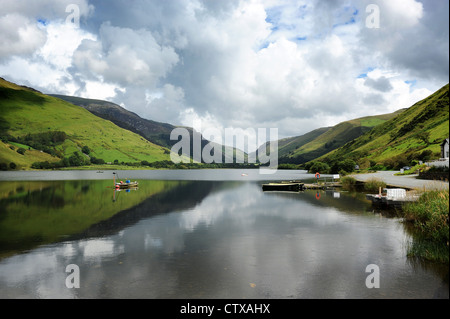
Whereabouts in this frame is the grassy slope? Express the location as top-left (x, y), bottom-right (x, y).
top-left (280, 111), bottom-right (401, 164)
top-left (0, 78), bottom-right (170, 168)
top-left (49, 94), bottom-right (176, 147)
top-left (0, 140), bottom-right (60, 169)
top-left (319, 84), bottom-right (449, 165)
top-left (50, 94), bottom-right (247, 163)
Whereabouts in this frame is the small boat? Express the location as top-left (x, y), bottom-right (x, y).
top-left (262, 181), bottom-right (304, 192)
top-left (116, 181), bottom-right (139, 189)
top-left (115, 180), bottom-right (139, 189)
top-left (113, 173), bottom-right (138, 189)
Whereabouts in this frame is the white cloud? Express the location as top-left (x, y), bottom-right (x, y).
top-left (0, 0), bottom-right (447, 144)
top-left (0, 13), bottom-right (46, 60)
top-left (72, 23), bottom-right (179, 87)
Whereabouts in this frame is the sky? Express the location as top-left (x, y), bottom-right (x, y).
top-left (0, 0), bottom-right (448, 149)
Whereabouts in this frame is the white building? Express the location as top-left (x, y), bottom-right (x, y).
top-left (424, 138), bottom-right (449, 168)
top-left (441, 138), bottom-right (449, 159)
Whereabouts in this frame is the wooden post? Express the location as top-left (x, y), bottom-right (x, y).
top-left (379, 187), bottom-right (382, 196)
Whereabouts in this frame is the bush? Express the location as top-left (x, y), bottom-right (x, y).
top-left (307, 161), bottom-right (330, 174)
top-left (90, 157), bottom-right (105, 165)
top-left (9, 162), bottom-right (17, 170)
top-left (68, 152), bottom-right (89, 167)
top-left (341, 176), bottom-right (357, 190)
top-left (418, 150), bottom-right (433, 161)
top-left (364, 178), bottom-right (386, 192)
top-left (331, 159), bottom-right (356, 174)
top-left (370, 164), bottom-right (387, 171)
top-left (17, 147), bottom-right (26, 155)
top-left (278, 163), bottom-right (300, 170)
top-left (81, 146), bottom-right (91, 155)
top-left (403, 190), bottom-right (449, 244)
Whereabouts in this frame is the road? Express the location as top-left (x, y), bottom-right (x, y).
top-left (351, 171), bottom-right (449, 190)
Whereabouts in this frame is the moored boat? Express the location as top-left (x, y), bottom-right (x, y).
top-left (115, 180), bottom-right (139, 189)
top-left (262, 181), bottom-right (304, 192)
top-left (113, 172), bottom-right (138, 189)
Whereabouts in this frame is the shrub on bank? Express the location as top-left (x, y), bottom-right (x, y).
top-left (364, 178), bottom-right (387, 193)
top-left (340, 176), bottom-right (357, 190)
top-left (403, 190), bottom-right (449, 244)
top-left (403, 189), bottom-right (449, 263)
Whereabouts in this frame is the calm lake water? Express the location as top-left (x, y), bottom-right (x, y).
top-left (0, 169), bottom-right (448, 299)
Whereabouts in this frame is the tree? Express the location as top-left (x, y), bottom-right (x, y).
top-left (69, 152), bottom-right (87, 166)
top-left (308, 161), bottom-right (330, 174)
top-left (340, 159), bottom-right (357, 173)
top-left (17, 148), bottom-right (26, 155)
top-left (417, 131), bottom-right (430, 146)
top-left (330, 159), bottom-right (356, 174)
top-left (81, 146), bottom-right (91, 155)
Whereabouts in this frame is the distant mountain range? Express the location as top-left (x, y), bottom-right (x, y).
top-left (49, 94), bottom-right (246, 163)
top-left (0, 77), bottom-right (169, 169)
top-left (318, 83), bottom-right (449, 169)
top-left (0, 76), bottom-right (245, 169)
top-left (253, 110), bottom-right (404, 164)
top-left (1, 76), bottom-right (448, 171)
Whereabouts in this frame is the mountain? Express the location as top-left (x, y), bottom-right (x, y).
top-left (49, 94), bottom-right (175, 148)
top-left (255, 111), bottom-right (402, 165)
top-left (319, 84), bottom-right (449, 169)
top-left (50, 94), bottom-right (246, 163)
top-left (0, 77), bottom-right (170, 169)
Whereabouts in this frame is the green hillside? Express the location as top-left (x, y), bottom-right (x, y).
top-left (318, 84), bottom-right (449, 170)
top-left (49, 94), bottom-right (176, 148)
top-left (0, 78), bottom-right (170, 170)
top-left (278, 111), bottom-right (402, 164)
top-left (50, 94), bottom-right (247, 163)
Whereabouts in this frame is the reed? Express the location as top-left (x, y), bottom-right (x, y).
top-left (403, 189), bottom-right (449, 263)
top-left (340, 176), bottom-right (357, 190)
top-left (363, 178), bottom-right (387, 193)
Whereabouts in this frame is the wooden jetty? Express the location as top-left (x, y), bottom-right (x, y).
top-left (262, 180), bottom-right (343, 192)
top-left (303, 182), bottom-right (342, 190)
top-left (262, 181), bottom-right (304, 192)
top-left (366, 188), bottom-right (419, 208)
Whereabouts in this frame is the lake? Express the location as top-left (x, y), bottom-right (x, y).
top-left (0, 169), bottom-right (448, 299)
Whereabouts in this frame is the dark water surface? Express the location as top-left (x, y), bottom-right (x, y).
top-left (0, 170), bottom-right (448, 298)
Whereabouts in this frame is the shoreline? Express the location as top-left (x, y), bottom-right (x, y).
top-left (351, 170), bottom-right (449, 191)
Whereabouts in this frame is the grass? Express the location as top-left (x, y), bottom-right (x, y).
top-left (319, 84), bottom-right (449, 167)
top-left (403, 189), bottom-right (449, 263)
top-left (340, 176), bottom-right (358, 190)
top-left (363, 178), bottom-right (387, 193)
top-left (0, 79), bottom-right (171, 168)
top-left (280, 112), bottom-right (398, 164)
top-left (0, 140), bottom-right (60, 170)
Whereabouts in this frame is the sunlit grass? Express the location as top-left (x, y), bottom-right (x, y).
top-left (403, 189), bottom-right (449, 263)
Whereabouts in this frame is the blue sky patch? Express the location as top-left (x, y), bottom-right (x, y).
top-left (357, 67), bottom-right (375, 78)
top-left (37, 18), bottom-right (48, 26)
